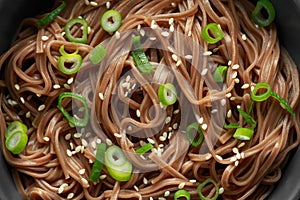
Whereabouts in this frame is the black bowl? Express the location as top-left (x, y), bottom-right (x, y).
top-left (0, 0), bottom-right (299, 199)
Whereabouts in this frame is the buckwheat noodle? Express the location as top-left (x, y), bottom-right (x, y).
top-left (0, 0), bottom-right (299, 199)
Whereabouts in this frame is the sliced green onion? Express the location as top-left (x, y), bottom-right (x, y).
top-left (158, 83), bottom-right (177, 106)
top-left (89, 44), bottom-right (107, 64)
top-left (65, 18), bottom-right (88, 44)
top-left (5, 131), bottom-right (28, 154)
top-left (251, 82), bottom-right (272, 102)
top-left (100, 10), bottom-right (122, 33)
top-left (5, 121), bottom-right (27, 138)
top-left (201, 23), bottom-right (224, 44)
top-left (224, 123), bottom-right (240, 129)
top-left (213, 66), bottom-right (228, 82)
top-left (136, 143), bottom-right (154, 155)
top-left (233, 127), bottom-right (254, 140)
top-left (57, 92), bottom-right (89, 127)
top-left (58, 45), bottom-right (82, 75)
top-left (197, 178), bottom-right (219, 200)
top-left (174, 189), bottom-right (191, 200)
top-left (251, 0), bottom-right (275, 27)
top-left (37, 0), bottom-right (66, 27)
top-left (186, 122), bottom-right (204, 147)
top-left (105, 145), bottom-right (132, 182)
top-left (131, 36), bottom-right (154, 74)
top-left (237, 108), bottom-right (256, 128)
top-left (271, 92), bottom-right (294, 115)
top-left (89, 143), bottom-right (106, 182)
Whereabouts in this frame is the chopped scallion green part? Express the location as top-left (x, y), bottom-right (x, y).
top-left (5, 121), bottom-right (27, 138)
top-left (186, 122), bottom-right (204, 147)
top-left (89, 143), bottom-right (106, 182)
top-left (237, 108), bottom-right (256, 128)
top-left (136, 143), bottom-right (154, 155)
top-left (224, 123), bottom-right (240, 129)
top-left (158, 83), bottom-right (177, 106)
top-left (37, 0), bottom-right (66, 27)
top-left (271, 92), bottom-right (294, 115)
top-left (100, 10), bottom-right (122, 33)
top-left (131, 36), bottom-right (154, 74)
top-left (197, 178), bottom-right (219, 200)
top-left (57, 45), bottom-right (82, 75)
top-left (89, 44), bottom-right (107, 64)
top-left (251, 0), bottom-right (275, 27)
top-left (233, 127), bottom-right (254, 140)
top-left (65, 18), bottom-right (88, 44)
top-left (201, 23), bottom-right (224, 44)
top-left (251, 82), bottom-right (272, 102)
top-left (213, 66), bottom-right (228, 82)
top-left (57, 92), bottom-right (89, 127)
top-left (174, 189), bottom-right (191, 200)
top-left (105, 145), bottom-right (132, 182)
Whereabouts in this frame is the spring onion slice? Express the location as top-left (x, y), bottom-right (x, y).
top-left (251, 82), bottom-right (272, 102)
top-left (224, 123), bottom-right (240, 129)
top-left (5, 131), bottom-right (28, 154)
top-left (100, 10), bottom-right (122, 33)
top-left (132, 35), bottom-right (154, 74)
top-left (65, 18), bottom-right (88, 44)
top-left (237, 108), bottom-right (256, 128)
top-left (5, 121), bottom-right (27, 138)
top-left (105, 145), bottom-right (133, 182)
top-left (213, 66), bottom-right (228, 82)
top-left (201, 23), bottom-right (224, 44)
top-left (89, 44), bottom-right (107, 64)
top-left (158, 83), bottom-right (177, 106)
top-left (186, 122), bottom-right (204, 147)
top-left (57, 92), bottom-right (89, 127)
top-left (58, 45), bottom-right (82, 75)
top-left (174, 189), bottom-right (191, 200)
top-left (233, 127), bottom-right (254, 141)
top-left (136, 143), bottom-right (154, 155)
top-left (197, 178), bottom-right (219, 200)
top-left (271, 92), bottom-right (294, 115)
top-left (251, 0), bottom-right (275, 27)
top-left (37, 0), bottom-right (66, 27)
top-left (89, 143), bottom-right (106, 182)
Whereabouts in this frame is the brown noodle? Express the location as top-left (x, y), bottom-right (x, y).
top-left (0, 0), bottom-right (300, 199)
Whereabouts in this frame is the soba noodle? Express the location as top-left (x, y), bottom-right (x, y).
top-left (0, 0), bottom-right (299, 199)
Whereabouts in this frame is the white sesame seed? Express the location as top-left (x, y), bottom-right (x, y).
top-left (221, 99), bottom-right (226, 106)
top-left (178, 182), bottom-right (185, 189)
top-left (236, 153), bottom-right (241, 160)
top-left (90, 1), bottom-right (98, 6)
top-left (168, 127), bottom-right (172, 131)
top-left (151, 20), bottom-right (158, 29)
top-left (134, 185), bottom-right (139, 191)
top-left (219, 187), bottom-right (225, 194)
top-left (184, 55), bottom-right (193, 60)
top-left (234, 78), bottom-right (240, 83)
top-left (84, 0), bottom-right (89, 5)
top-left (241, 152), bottom-right (245, 159)
top-left (170, 24), bottom-right (175, 32)
top-left (173, 109), bottom-right (180, 114)
top-left (232, 64), bottom-right (240, 70)
top-left (147, 138), bottom-right (155, 144)
top-left (171, 54), bottom-right (178, 62)
top-left (234, 160), bottom-right (239, 166)
top-left (137, 24), bottom-right (141, 31)
top-left (65, 133), bottom-right (72, 141)
top-left (251, 85), bottom-right (255, 91)
top-left (176, 60), bottom-right (182, 67)
top-left (188, 30), bottom-right (192, 37)
top-left (43, 137), bottom-right (50, 142)
top-left (66, 149), bottom-right (72, 157)
top-left (158, 198), bottom-right (166, 200)
top-left (106, 1), bottom-right (111, 9)
top-left (114, 133), bottom-right (122, 138)
top-left (143, 177), bottom-right (148, 185)
top-left (96, 138), bottom-right (102, 144)
top-left (230, 97), bottom-right (236, 101)
top-left (14, 84), bottom-right (20, 90)
top-left (25, 111), bottom-right (31, 118)
top-left (41, 35), bottom-right (49, 41)
top-left (242, 34), bottom-right (247, 40)
top-left (91, 141), bottom-right (97, 149)
top-left (227, 109), bottom-right (232, 118)
top-left (67, 193), bottom-right (74, 199)
top-left (67, 77), bottom-right (74, 85)
top-left (74, 132), bottom-right (82, 138)
top-left (106, 138), bottom-right (113, 146)
top-left (70, 142), bottom-right (74, 150)
top-left (198, 117), bottom-right (204, 124)
top-left (79, 169), bottom-right (85, 175)
top-left (168, 132), bottom-right (173, 139)
top-left (228, 60), bottom-right (232, 66)
top-left (164, 190), bottom-right (170, 197)
top-left (237, 105), bottom-right (241, 109)
top-left (216, 155), bottom-right (223, 161)
top-left (100, 174), bottom-right (107, 179)
top-left (159, 136), bottom-right (166, 142)
top-left (136, 109), bottom-right (141, 117)
top-left (211, 109), bottom-right (218, 114)
top-left (149, 36), bottom-right (157, 41)
top-left (161, 31), bottom-right (169, 37)
top-left (201, 68), bottom-right (208, 76)
top-left (58, 186), bottom-right (64, 194)
top-left (225, 93), bottom-right (232, 98)
top-left (238, 142), bottom-right (245, 148)
top-left (171, 2), bottom-right (176, 7)
top-left (241, 83), bottom-right (250, 89)
top-left (81, 139), bottom-right (88, 147)
top-left (203, 51), bottom-right (212, 56)
top-left (169, 18), bottom-right (174, 25)
top-left (232, 71), bottom-right (238, 79)
top-left (205, 153), bottom-right (212, 160)
top-left (99, 93), bottom-right (104, 100)
top-left (201, 123), bottom-right (208, 130)
top-left (165, 116), bottom-right (171, 124)
top-left (38, 104), bottom-right (46, 111)
top-left (89, 159), bottom-right (93, 163)
top-left (115, 31), bottom-right (120, 39)
top-left (75, 146), bottom-right (82, 153)
top-left (53, 84), bottom-right (61, 89)
top-left (20, 97), bottom-right (25, 104)
top-left (189, 179), bottom-right (197, 183)
top-left (172, 123), bottom-right (178, 130)
top-left (230, 156), bottom-right (237, 162)
top-left (81, 178), bottom-right (89, 186)
top-left (233, 147), bottom-right (239, 154)
top-left (140, 29), bottom-right (145, 37)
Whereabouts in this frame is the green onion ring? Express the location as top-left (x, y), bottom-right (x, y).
top-left (158, 83), bottom-right (177, 106)
top-left (201, 23), bottom-right (224, 44)
top-left (186, 122), bottom-right (204, 147)
top-left (89, 43), bottom-right (107, 64)
top-left (65, 18), bottom-right (88, 44)
top-left (197, 178), bottom-right (219, 200)
top-left (213, 65), bottom-right (228, 83)
top-left (174, 189), bottom-right (191, 200)
top-left (251, 0), bottom-right (275, 27)
top-left (5, 131), bottom-right (28, 155)
top-left (5, 121), bottom-right (28, 138)
top-left (233, 127), bottom-right (254, 141)
top-left (100, 10), bottom-right (122, 33)
top-left (251, 82), bottom-right (272, 102)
